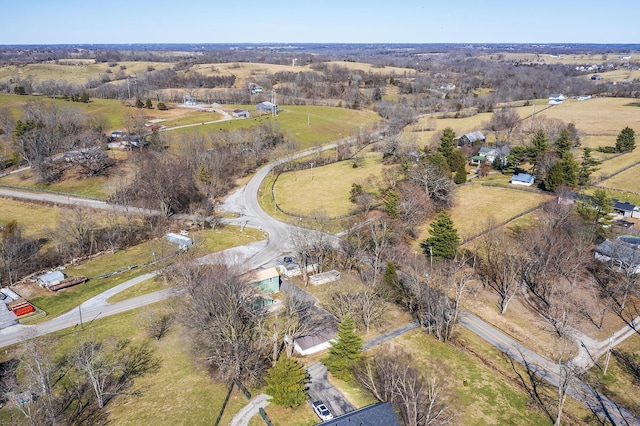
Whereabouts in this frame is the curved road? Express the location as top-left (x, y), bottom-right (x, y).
top-left (1, 138), bottom-right (639, 423)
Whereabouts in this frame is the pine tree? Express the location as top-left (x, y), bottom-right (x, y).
top-left (265, 356), bottom-right (309, 408)
top-left (559, 152), bottom-right (579, 187)
top-left (421, 211), bottom-right (460, 259)
top-left (145, 99), bottom-right (153, 109)
top-left (454, 165), bottom-right (467, 184)
top-left (578, 148), bottom-right (600, 186)
top-left (543, 161), bottom-right (564, 192)
top-left (383, 190), bottom-right (400, 217)
top-left (530, 130), bottom-right (549, 169)
top-left (615, 126), bottom-right (636, 152)
top-left (324, 316), bottom-right (362, 380)
top-left (382, 261), bottom-right (401, 300)
top-left (135, 99), bottom-right (144, 108)
top-left (577, 189), bottom-right (613, 226)
top-left (555, 128), bottom-right (572, 154)
top-left (437, 127), bottom-right (456, 168)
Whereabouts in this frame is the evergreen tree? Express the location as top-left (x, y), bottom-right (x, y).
top-left (576, 189), bottom-right (613, 226)
top-left (145, 99), bottom-right (153, 109)
top-left (454, 165), bottom-right (467, 184)
top-left (559, 152), bottom-right (579, 187)
top-left (448, 148), bottom-right (467, 173)
top-left (555, 128), bottom-right (572, 154)
top-left (421, 211), bottom-right (460, 259)
top-left (578, 148), bottom-right (600, 186)
top-left (381, 261), bottom-right (401, 300)
top-left (543, 161), bottom-right (564, 192)
top-left (530, 130), bottom-right (549, 169)
top-left (383, 189), bottom-right (400, 217)
top-left (135, 99), bottom-right (144, 108)
top-left (437, 127), bottom-right (456, 169)
top-left (265, 356), bottom-right (309, 408)
top-left (615, 126), bottom-right (636, 152)
top-left (324, 316), bottom-right (362, 380)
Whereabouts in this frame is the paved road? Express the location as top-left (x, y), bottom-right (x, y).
top-left (460, 310), bottom-right (639, 424)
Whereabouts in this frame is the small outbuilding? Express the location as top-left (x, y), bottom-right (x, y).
top-left (166, 233), bottom-right (193, 249)
top-left (510, 173), bottom-right (535, 187)
top-left (36, 271), bottom-right (65, 288)
top-left (457, 131), bottom-right (485, 147)
top-left (256, 101), bottom-right (277, 114)
top-left (232, 109), bottom-right (250, 118)
top-left (613, 200), bottom-right (640, 219)
top-left (309, 270), bottom-right (341, 286)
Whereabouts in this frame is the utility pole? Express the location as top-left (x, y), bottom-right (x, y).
top-left (78, 305), bottom-right (84, 330)
top-left (603, 335), bottom-right (614, 375)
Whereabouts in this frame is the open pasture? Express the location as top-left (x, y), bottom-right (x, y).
top-left (273, 153), bottom-right (386, 218)
top-left (0, 61), bottom-right (174, 84)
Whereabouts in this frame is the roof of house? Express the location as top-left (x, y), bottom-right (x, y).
top-left (595, 238), bottom-right (640, 268)
top-left (478, 147), bottom-right (498, 155)
top-left (613, 200), bottom-right (639, 212)
top-left (460, 131), bottom-right (485, 143)
top-left (37, 270), bottom-right (65, 284)
top-left (549, 93), bottom-right (564, 98)
top-left (295, 326), bottom-right (337, 351)
top-left (320, 402), bottom-right (401, 426)
top-left (511, 173), bottom-right (534, 184)
top-left (249, 267), bottom-right (280, 283)
top-left (257, 101), bottom-right (276, 109)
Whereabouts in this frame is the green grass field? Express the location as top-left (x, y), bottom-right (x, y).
top-left (0, 198), bottom-right (63, 237)
top-left (273, 153), bottom-right (386, 218)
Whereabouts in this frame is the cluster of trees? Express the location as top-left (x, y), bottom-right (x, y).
top-left (0, 209), bottom-right (161, 287)
top-left (1, 335), bottom-right (160, 425)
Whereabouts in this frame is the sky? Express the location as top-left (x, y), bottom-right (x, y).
top-left (2, 0), bottom-right (639, 45)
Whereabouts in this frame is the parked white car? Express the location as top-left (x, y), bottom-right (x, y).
top-left (312, 401), bottom-right (334, 421)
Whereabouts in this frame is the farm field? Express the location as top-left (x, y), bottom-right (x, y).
top-left (596, 163), bottom-right (640, 194)
top-left (0, 198), bottom-right (63, 237)
top-left (0, 61), bottom-right (175, 84)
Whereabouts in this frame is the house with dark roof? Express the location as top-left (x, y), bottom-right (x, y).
top-left (318, 402), bottom-right (400, 426)
top-left (612, 200), bottom-right (640, 219)
top-left (294, 326), bottom-right (337, 356)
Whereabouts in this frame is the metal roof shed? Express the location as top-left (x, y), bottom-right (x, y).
top-left (37, 271), bottom-right (65, 288)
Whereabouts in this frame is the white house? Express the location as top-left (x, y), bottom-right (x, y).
top-left (510, 173), bottom-right (535, 186)
top-left (165, 233), bottom-right (193, 249)
top-left (232, 109), bottom-right (250, 118)
top-left (549, 94), bottom-right (565, 104)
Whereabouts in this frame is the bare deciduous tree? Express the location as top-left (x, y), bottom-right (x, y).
top-left (175, 261), bottom-right (269, 383)
top-left (357, 346), bottom-right (452, 426)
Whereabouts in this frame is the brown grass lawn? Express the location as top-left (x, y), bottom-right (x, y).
top-left (595, 149), bottom-right (640, 184)
top-left (416, 181), bottom-right (552, 243)
top-left (596, 163), bottom-right (640, 193)
top-left (388, 329), bottom-right (556, 425)
top-left (273, 153), bottom-right (388, 218)
top-left (0, 197), bottom-right (63, 237)
top-left (536, 98), bottom-right (639, 140)
top-left (584, 68), bottom-right (640, 83)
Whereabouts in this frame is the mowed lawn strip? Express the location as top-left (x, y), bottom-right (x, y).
top-left (273, 154), bottom-right (386, 218)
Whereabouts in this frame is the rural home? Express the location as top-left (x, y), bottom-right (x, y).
top-left (293, 326), bottom-right (337, 356)
top-left (321, 402), bottom-right (401, 426)
top-left (510, 173), bottom-right (535, 186)
top-left (232, 109), bottom-right (250, 118)
top-left (457, 131), bottom-right (485, 147)
top-left (594, 236), bottom-right (640, 274)
top-left (309, 270), bottom-right (341, 286)
top-left (256, 101), bottom-right (277, 113)
top-left (36, 270), bottom-right (65, 288)
top-left (612, 200), bottom-right (640, 219)
top-left (247, 267), bottom-right (281, 294)
top-left (548, 94), bottom-right (565, 104)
